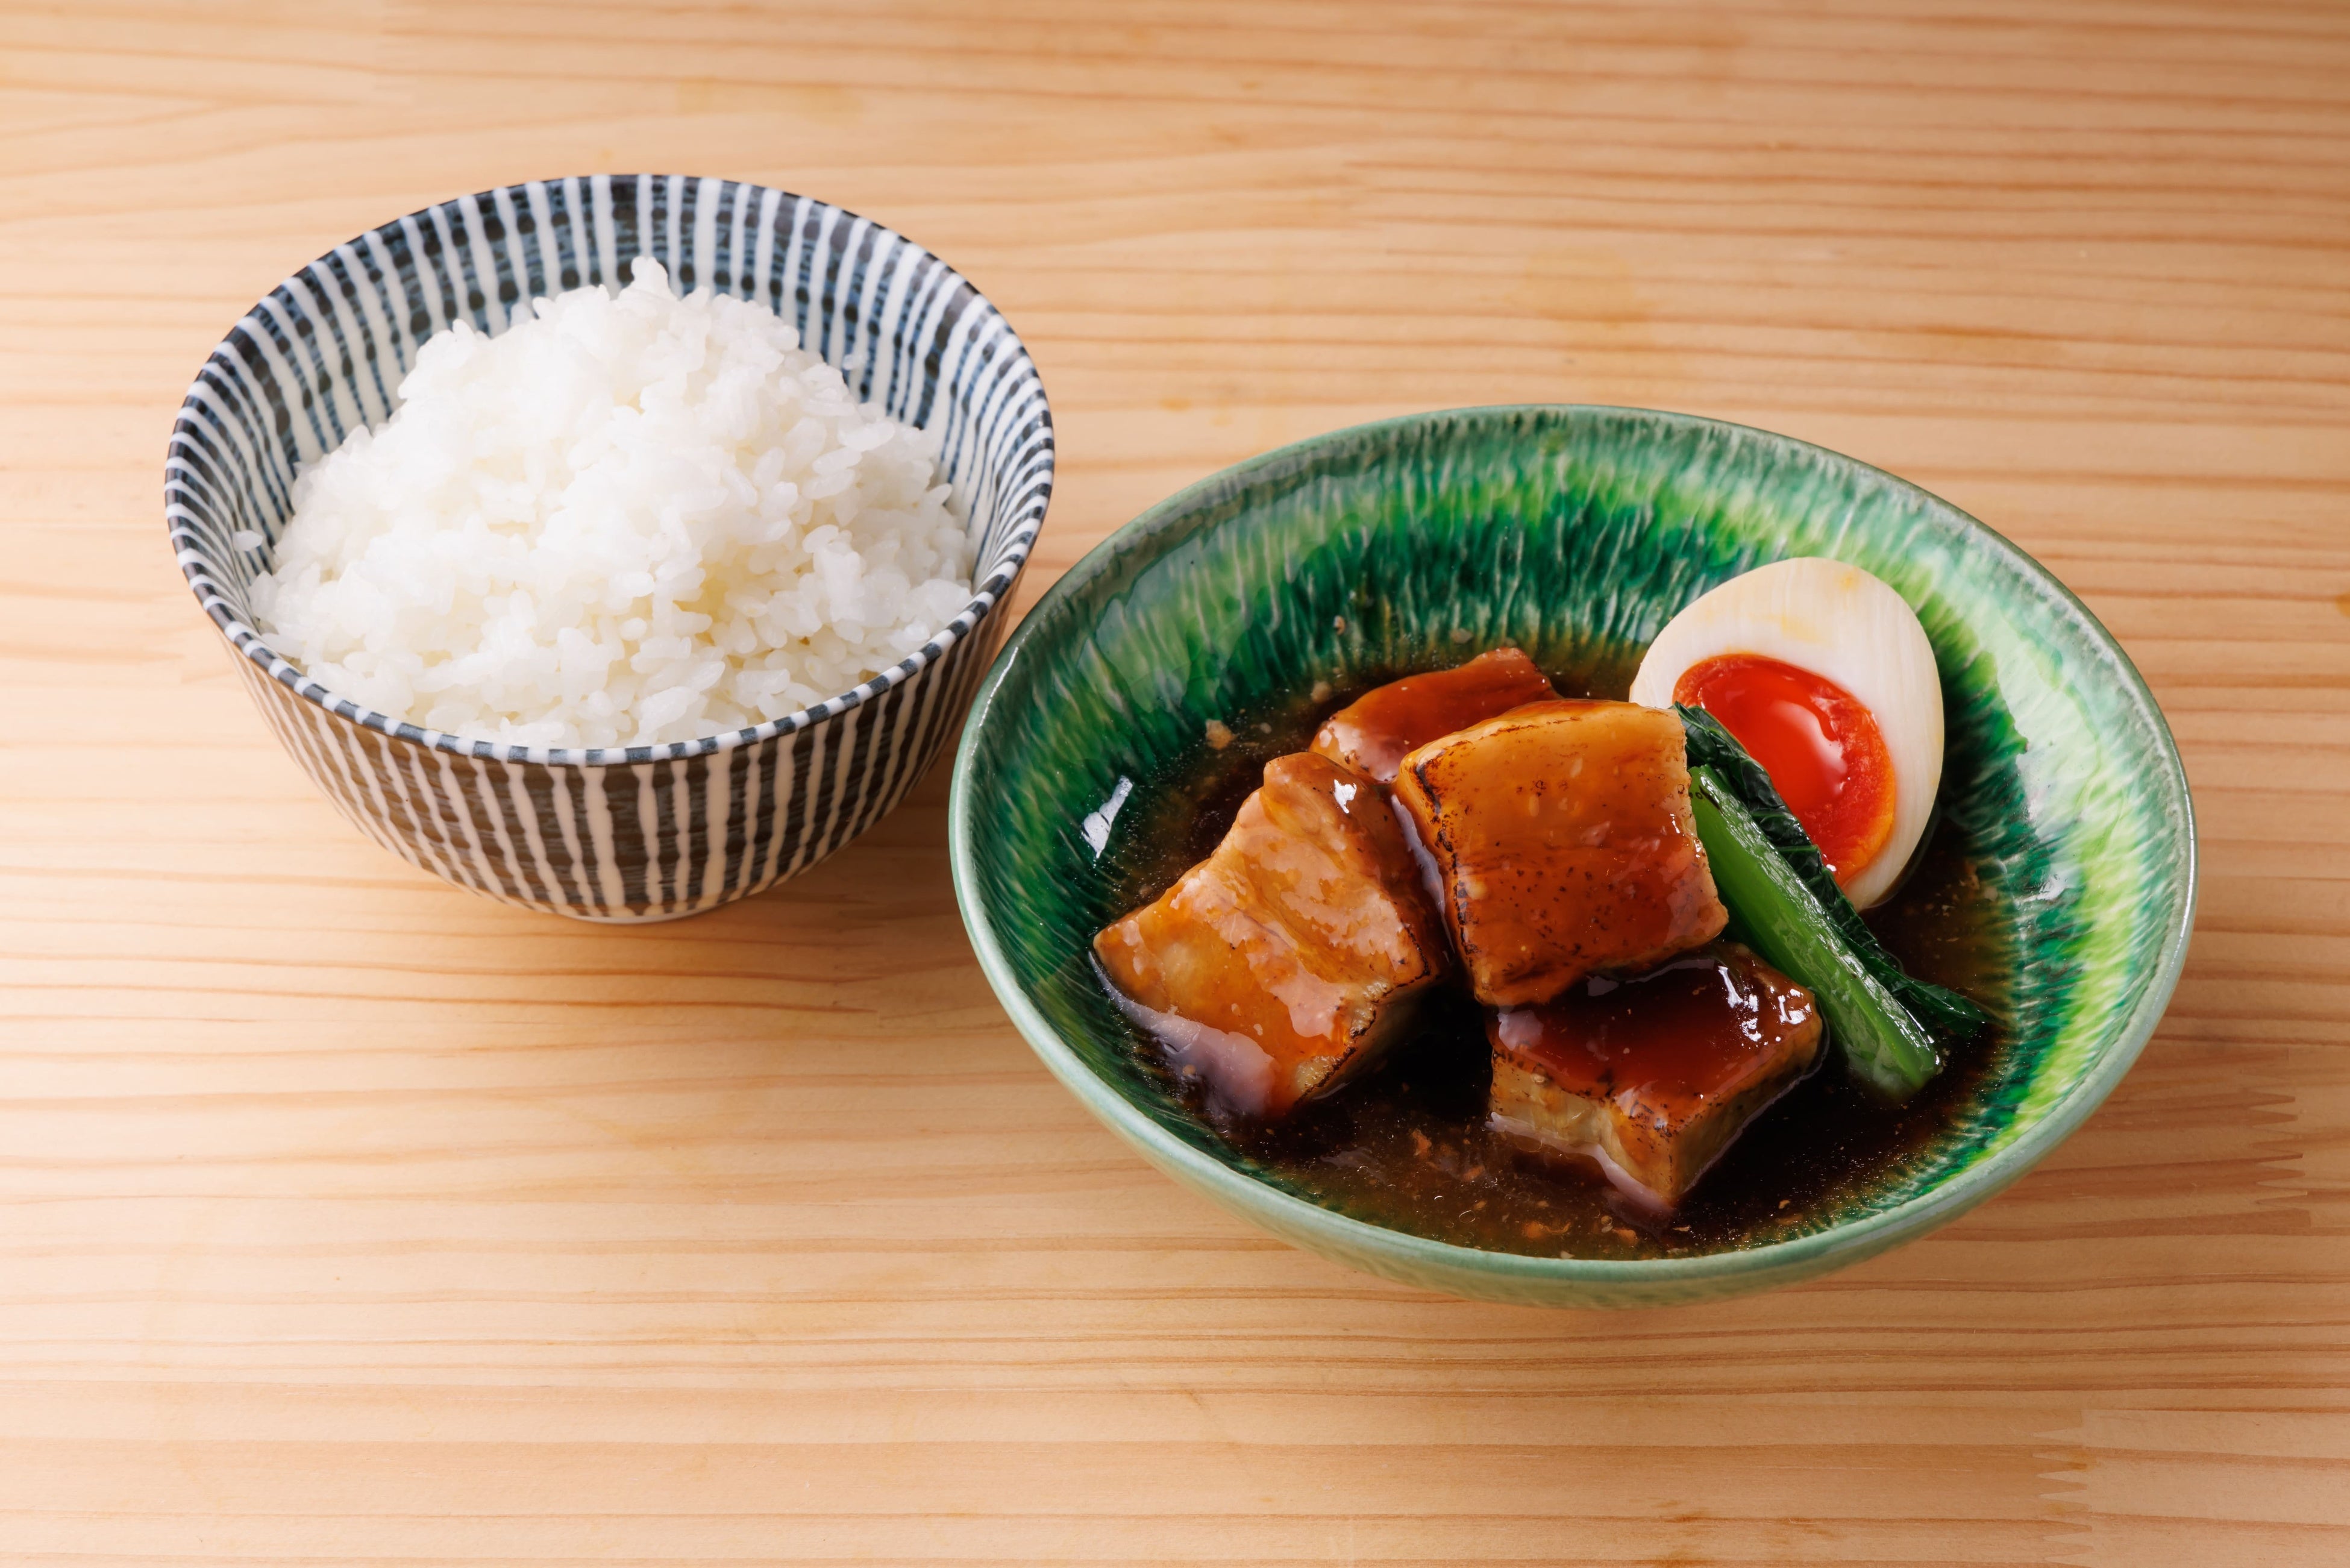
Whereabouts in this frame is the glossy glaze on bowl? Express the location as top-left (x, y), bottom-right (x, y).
top-left (169, 174), bottom-right (1053, 920)
top-left (950, 406), bottom-right (2194, 1307)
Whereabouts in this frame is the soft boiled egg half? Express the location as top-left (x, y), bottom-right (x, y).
top-left (1630, 557), bottom-right (1941, 909)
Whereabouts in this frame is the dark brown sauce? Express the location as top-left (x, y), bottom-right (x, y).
top-left (1107, 671), bottom-right (2008, 1261)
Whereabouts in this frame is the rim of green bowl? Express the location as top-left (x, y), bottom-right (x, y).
top-left (948, 403), bottom-right (2198, 1293)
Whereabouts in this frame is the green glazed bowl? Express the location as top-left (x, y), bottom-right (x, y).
top-left (949, 406), bottom-right (2195, 1308)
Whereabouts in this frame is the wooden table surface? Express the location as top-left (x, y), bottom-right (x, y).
top-left (6, 2), bottom-right (2346, 1563)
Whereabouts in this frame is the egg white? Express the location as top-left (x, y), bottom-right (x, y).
top-left (1629, 557), bottom-right (1941, 909)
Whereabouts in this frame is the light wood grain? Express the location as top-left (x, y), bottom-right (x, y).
top-left (3, 1), bottom-right (2346, 1562)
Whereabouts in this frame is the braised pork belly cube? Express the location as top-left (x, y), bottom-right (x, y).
top-left (1093, 753), bottom-right (1451, 1118)
top-left (1488, 944), bottom-right (1824, 1209)
top-left (1311, 647), bottom-right (1558, 783)
top-left (1393, 699), bottom-right (1727, 1008)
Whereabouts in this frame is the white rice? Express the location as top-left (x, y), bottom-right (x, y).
top-left (250, 259), bottom-right (972, 749)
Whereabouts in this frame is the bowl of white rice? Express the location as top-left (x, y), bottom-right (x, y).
top-left (169, 175), bottom-right (1052, 920)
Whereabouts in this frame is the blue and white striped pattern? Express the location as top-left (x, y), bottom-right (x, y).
top-left (168, 175), bottom-right (1053, 920)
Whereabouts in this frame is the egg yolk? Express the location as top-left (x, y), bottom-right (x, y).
top-left (1673, 654), bottom-right (1896, 888)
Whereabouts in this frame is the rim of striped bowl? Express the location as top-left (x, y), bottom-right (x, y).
top-left (166, 175), bottom-right (1055, 771)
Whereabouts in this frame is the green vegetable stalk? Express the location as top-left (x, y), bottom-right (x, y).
top-left (1678, 704), bottom-right (1988, 1043)
top-left (1688, 765), bottom-right (1944, 1102)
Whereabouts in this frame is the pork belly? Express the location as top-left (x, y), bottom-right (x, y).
top-left (1487, 944), bottom-right (1824, 1209)
top-left (1094, 753), bottom-right (1450, 1117)
top-left (1393, 698), bottom-right (1727, 1008)
top-left (1311, 647), bottom-right (1558, 783)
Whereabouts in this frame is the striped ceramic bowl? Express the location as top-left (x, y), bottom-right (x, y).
top-left (168, 175), bottom-right (1053, 921)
